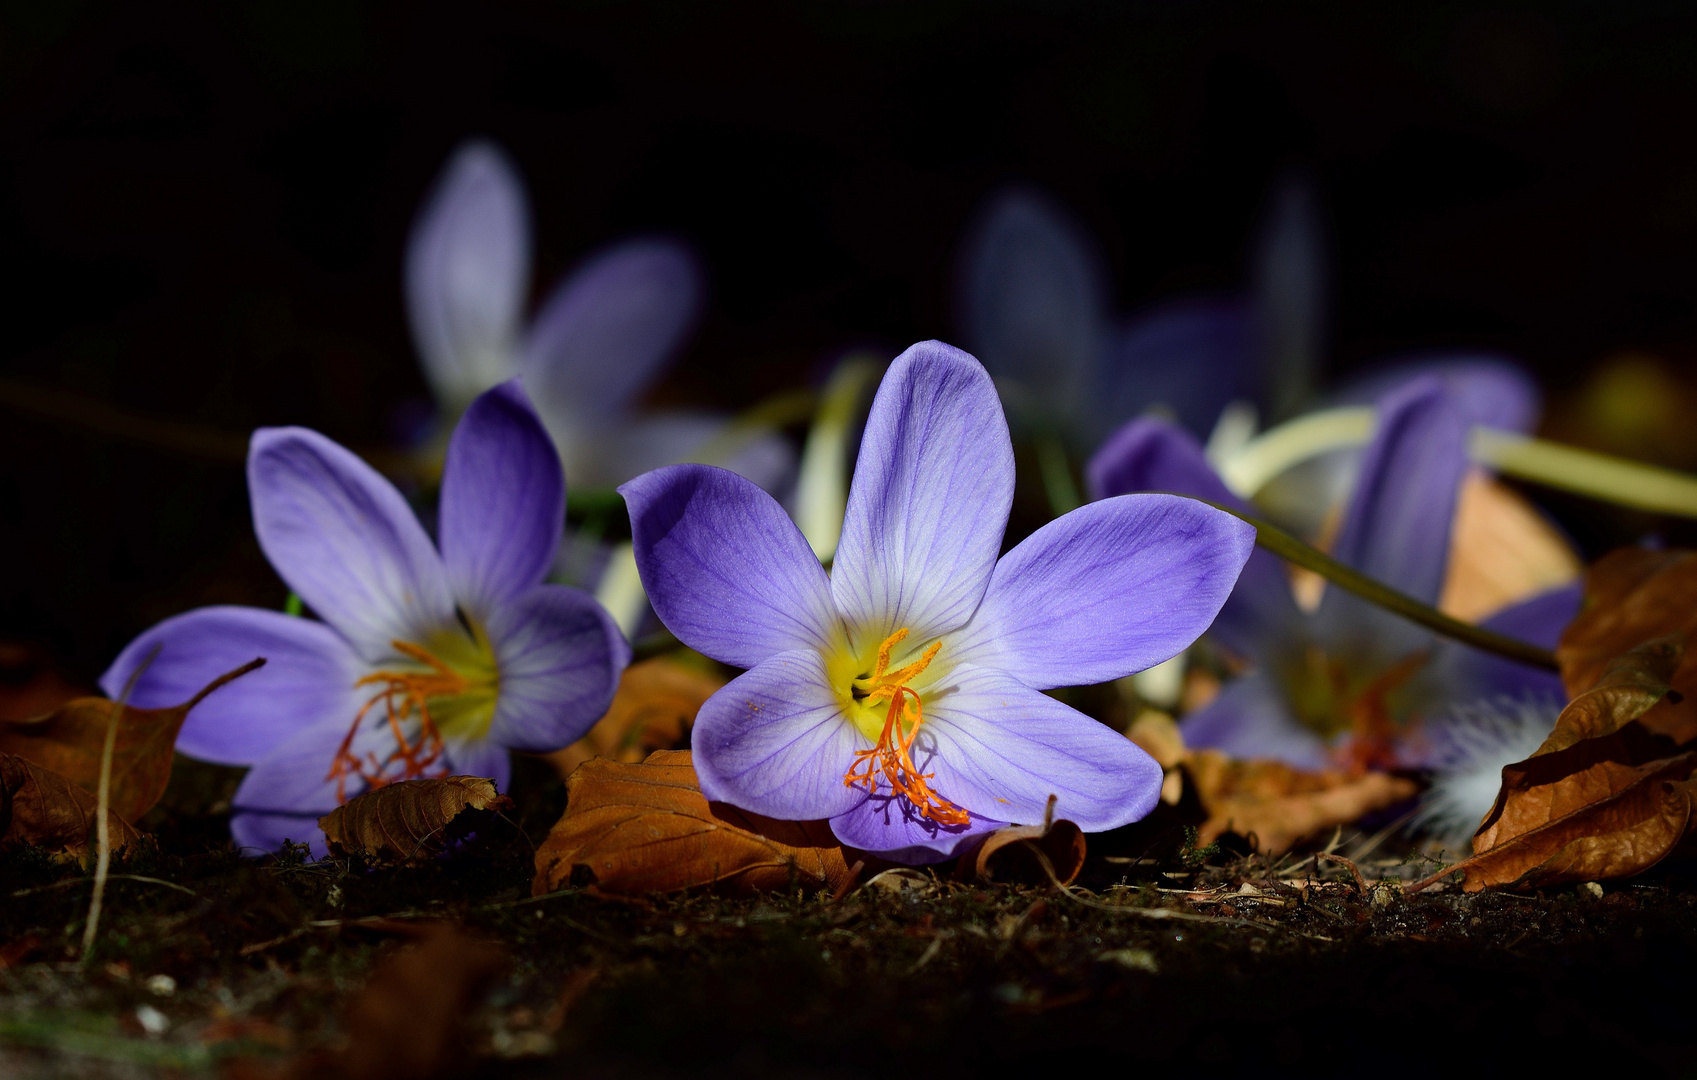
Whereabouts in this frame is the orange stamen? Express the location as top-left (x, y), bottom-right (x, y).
top-left (326, 640), bottom-right (464, 801)
top-left (841, 629), bottom-right (969, 826)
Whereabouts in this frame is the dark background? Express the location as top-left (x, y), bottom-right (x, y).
top-left (4, 0), bottom-right (1697, 679)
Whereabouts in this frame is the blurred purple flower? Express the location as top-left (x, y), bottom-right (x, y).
top-left (101, 381), bottom-right (629, 855)
top-left (621, 341), bottom-right (1255, 863)
top-left (1088, 375), bottom-right (1576, 771)
top-left (406, 139), bottom-right (790, 491)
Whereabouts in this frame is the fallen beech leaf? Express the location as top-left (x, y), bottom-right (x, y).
top-left (319, 776), bottom-right (512, 865)
top-left (953, 814), bottom-right (1086, 887)
top-left (1438, 470), bottom-right (1581, 623)
top-left (532, 749), bottom-right (854, 896)
top-left (0, 753), bottom-right (140, 858)
top-left (1411, 639), bottom-right (1695, 893)
top-left (1186, 751), bottom-right (1418, 853)
top-left (0, 658), bottom-right (263, 823)
top-left (1558, 547), bottom-right (1697, 744)
top-left (1125, 711), bottom-right (1417, 853)
top-left (542, 657), bottom-right (725, 780)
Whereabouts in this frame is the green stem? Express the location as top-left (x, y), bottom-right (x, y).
top-left (1035, 431), bottom-right (1081, 517)
top-left (1195, 498), bottom-right (1560, 672)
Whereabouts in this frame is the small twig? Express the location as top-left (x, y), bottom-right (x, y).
top-left (1316, 852), bottom-right (1368, 897)
top-left (830, 859), bottom-right (866, 903)
top-left (906, 929), bottom-right (952, 973)
top-left (12, 874), bottom-right (199, 900)
top-left (80, 644), bottom-right (159, 961)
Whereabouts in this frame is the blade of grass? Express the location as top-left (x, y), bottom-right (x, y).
top-left (80, 643), bottom-right (160, 962)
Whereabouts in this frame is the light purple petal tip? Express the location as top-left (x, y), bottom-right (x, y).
top-left (99, 606), bottom-right (364, 767)
top-left (1335, 354), bottom-right (1541, 434)
top-left (621, 464), bottom-right (842, 669)
top-left (439, 380), bottom-right (564, 622)
top-left (1101, 297), bottom-right (1254, 440)
top-left (522, 237), bottom-right (705, 433)
top-left (948, 494), bottom-right (1254, 688)
top-left (1325, 376), bottom-right (1469, 608)
top-left (484, 583), bottom-right (630, 753)
top-left (248, 426), bottom-right (456, 664)
top-left (831, 341), bottom-right (1014, 649)
top-left (405, 139), bottom-right (531, 406)
top-left (691, 650), bottom-right (870, 822)
top-left (1085, 416), bottom-right (1298, 660)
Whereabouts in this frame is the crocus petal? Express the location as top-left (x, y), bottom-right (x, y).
top-left (947, 495), bottom-right (1254, 688)
top-left (522, 238), bottom-right (704, 431)
top-left (622, 465), bottom-right (842, 669)
top-left (1099, 297), bottom-right (1253, 441)
top-left (1324, 377), bottom-right (1469, 608)
top-left (248, 427), bottom-right (457, 665)
top-left (99, 606), bottom-right (365, 767)
top-left (692, 650), bottom-right (871, 821)
top-left (912, 664), bottom-right (1164, 830)
top-left (231, 811), bottom-right (331, 858)
top-left (1429, 583), bottom-right (1578, 706)
top-left (1182, 671), bottom-right (1332, 770)
top-left (828, 797), bottom-right (1004, 865)
top-left (1086, 417), bottom-right (1297, 660)
top-left (404, 140), bottom-right (530, 409)
top-left (438, 380), bottom-right (564, 622)
top-left (229, 714), bottom-right (391, 855)
top-left (483, 583), bottom-right (629, 753)
top-left (1335, 354), bottom-right (1541, 434)
top-left (444, 738), bottom-right (513, 793)
top-left (955, 187), bottom-right (1106, 428)
top-left (831, 341), bottom-right (1014, 648)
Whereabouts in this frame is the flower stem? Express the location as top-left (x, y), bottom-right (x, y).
top-left (1196, 499), bottom-right (1560, 672)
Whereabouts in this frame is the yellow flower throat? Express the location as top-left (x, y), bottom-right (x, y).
top-left (839, 628), bottom-right (969, 827)
top-left (327, 630), bottom-right (499, 802)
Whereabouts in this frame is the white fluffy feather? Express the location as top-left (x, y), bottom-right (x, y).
top-left (1411, 696), bottom-right (1561, 854)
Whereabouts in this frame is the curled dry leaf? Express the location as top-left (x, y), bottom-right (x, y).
top-left (1558, 547), bottom-right (1697, 744)
top-left (1126, 712), bottom-right (1418, 853)
top-left (0, 658), bottom-right (264, 824)
top-left (319, 776), bottom-right (512, 865)
top-left (952, 809), bottom-right (1087, 887)
top-left (0, 752), bottom-right (141, 859)
top-left (1412, 638), bottom-right (1696, 893)
top-left (542, 657), bottom-right (725, 780)
top-left (532, 749), bottom-right (854, 897)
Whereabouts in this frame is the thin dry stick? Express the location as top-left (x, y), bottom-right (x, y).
top-left (80, 644), bottom-right (161, 961)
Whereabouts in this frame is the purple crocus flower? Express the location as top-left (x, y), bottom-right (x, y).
top-left (1088, 375), bottom-right (1577, 772)
top-left (406, 139), bottom-right (789, 491)
top-left (100, 381), bottom-right (629, 855)
top-left (620, 341), bottom-right (1256, 863)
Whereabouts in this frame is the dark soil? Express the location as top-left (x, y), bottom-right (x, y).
top-left (3, 757), bottom-right (1694, 1079)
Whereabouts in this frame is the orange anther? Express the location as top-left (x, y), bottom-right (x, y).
top-left (327, 640), bottom-right (464, 801)
top-left (842, 629), bottom-right (968, 826)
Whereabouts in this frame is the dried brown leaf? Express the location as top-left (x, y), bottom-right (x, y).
top-left (0, 658), bottom-right (263, 823)
top-left (1438, 471), bottom-right (1582, 623)
top-left (532, 749), bottom-right (854, 896)
top-left (1126, 712), bottom-right (1416, 853)
top-left (1409, 638), bottom-right (1696, 892)
top-left (1186, 751), bottom-right (1418, 853)
top-left (0, 752), bottom-right (140, 858)
top-left (953, 817), bottom-right (1086, 886)
top-left (1557, 547), bottom-right (1697, 744)
top-left (319, 776), bottom-right (512, 865)
top-left (541, 657), bottom-right (725, 780)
